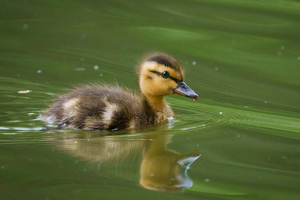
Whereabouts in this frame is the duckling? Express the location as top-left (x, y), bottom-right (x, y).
top-left (41, 52), bottom-right (199, 130)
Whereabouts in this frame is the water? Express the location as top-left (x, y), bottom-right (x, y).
top-left (1, 0), bottom-right (300, 199)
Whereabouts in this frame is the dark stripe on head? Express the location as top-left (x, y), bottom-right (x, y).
top-left (150, 70), bottom-right (161, 76)
top-left (170, 76), bottom-right (180, 83)
top-left (150, 70), bottom-right (181, 83)
top-left (148, 54), bottom-right (176, 70)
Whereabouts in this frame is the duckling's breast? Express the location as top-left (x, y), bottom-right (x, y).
top-left (155, 103), bottom-right (174, 123)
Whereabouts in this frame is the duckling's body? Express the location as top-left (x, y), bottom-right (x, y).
top-left (42, 85), bottom-right (173, 130)
top-left (41, 53), bottom-right (199, 130)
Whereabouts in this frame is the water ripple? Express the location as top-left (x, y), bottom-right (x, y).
top-left (170, 98), bottom-right (300, 139)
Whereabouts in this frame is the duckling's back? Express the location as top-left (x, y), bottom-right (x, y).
top-left (41, 85), bottom-right (155, 130)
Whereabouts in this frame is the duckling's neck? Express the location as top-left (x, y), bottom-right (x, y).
top-left (142, 94), bottom-right (174, 122)
top-left (143, 94), bottom-right (165, 111)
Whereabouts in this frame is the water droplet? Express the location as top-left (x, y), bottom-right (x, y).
top-left (192, 61), bottom-right (196, 65)
top-left (83, 168), bottom-right (86, 171)
top-left (37, 70), bottom-right (42, 73)
top-left (94, 65), bottom-right (98, 70)
top-left (219, 112), bottom-right (222, 114)
top-left (215, 67), bottom-right (218, 70)
top-left (23, 24), bottom-right (28, 30)
top-left (205, 178), bottom-right (210, 182)
top-left (280, 46), bottom-right (285, 50)
top-left (100, 74), bottom-right (103, 77)
top-left (277, 52), bottom-right (282, 56)
top-left (150, 173), bottom-right (154, 176)
top-left (265, 101), bottom-right (267, 103)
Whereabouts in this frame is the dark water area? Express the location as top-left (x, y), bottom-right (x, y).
top-left (1, 0), bottom-right (300, 199)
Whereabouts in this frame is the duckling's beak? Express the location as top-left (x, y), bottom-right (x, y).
top-left (173, 81), bottom-right (199, 101)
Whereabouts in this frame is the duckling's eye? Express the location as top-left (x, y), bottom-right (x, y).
top-left (161, 71), bottom-right (170, 78)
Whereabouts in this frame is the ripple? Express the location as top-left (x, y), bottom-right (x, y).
top-left (170, 98), bottom-right (300, 139)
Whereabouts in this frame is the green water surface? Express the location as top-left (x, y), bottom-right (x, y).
top-left (1, 0), bottom-right (300, 199)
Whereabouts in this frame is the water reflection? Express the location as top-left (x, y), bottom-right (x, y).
top-left (140, 135), bottom-right (200, 192)
top-left (52, 132), bottom-right (200, 192)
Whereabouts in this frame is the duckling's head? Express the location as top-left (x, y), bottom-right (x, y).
top-left (138, 52), bottom-right (199, 102)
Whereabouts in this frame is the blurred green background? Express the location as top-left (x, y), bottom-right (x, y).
top-left (0, 0), bottom-right (300, 200)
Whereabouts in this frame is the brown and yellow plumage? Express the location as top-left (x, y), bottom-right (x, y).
top-left (41, 52), bottom-right (199, 130)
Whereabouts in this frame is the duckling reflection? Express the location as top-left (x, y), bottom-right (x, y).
top-left (140, 135), bottom-right (200, 192)
top-left (53, 132), bottom-right (200, 192)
